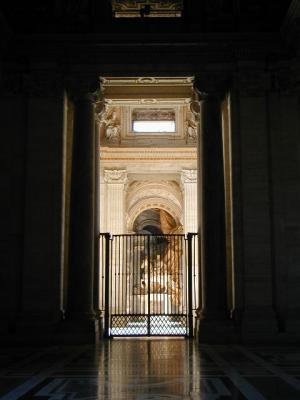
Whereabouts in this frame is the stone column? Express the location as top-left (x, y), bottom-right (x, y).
top-left (191, 85), bottom-right (233, 342)
top-left (104, 170), bottom-right (128, 235)
top-left (181, 170), bottom-right (197, 233)
top-left (65, 83), bottom-right (99, 341)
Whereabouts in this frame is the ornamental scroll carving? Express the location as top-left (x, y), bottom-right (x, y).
top-left (104, 169), bottom-right (127, 184)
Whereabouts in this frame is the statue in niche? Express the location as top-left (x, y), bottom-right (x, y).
top-left (132, 208), bottom-right (184, 306)
top-left (101, 107), bottom-right (121, 143)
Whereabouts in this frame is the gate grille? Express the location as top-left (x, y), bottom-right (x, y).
top-left (99, 233), bottom-right (199, 337)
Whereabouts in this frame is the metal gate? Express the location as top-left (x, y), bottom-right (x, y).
top-left (99, 233), bottom-right (199, 337)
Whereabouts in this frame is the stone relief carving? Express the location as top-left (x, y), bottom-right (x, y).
top-left (101, 106), bottom-right (121, 143)
top-left (132, 108), bottom-right (175, 121)
top-left (104, 169), bottom-right (127, 184)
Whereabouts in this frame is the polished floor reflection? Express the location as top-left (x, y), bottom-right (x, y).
top-left (1, 340), bottom-right (300, 399)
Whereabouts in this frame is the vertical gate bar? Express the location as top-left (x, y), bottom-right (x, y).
top-left (94, 235), bottom-right (99, 317)
top-left (158, 238), bottom-right (161, 316)
top-left (118, 236), bottom-right (120, 315)
top-left (125, 236), bottom-right (127, 316)
top-left (168, 235), bottom-right (170, 316)
top-left (138, 235), bottom-right (140, 316)
top-left (104, 232), bottom-right (110, 338)
top-left (179, 235), bottom-right (182, 315)
top-left (183, 237), bottom-right (188, 320)
top-left (194, 234), bottom-right (197, 311)
top-left (172, 235), bottom-right (175, 316)
top-left (113, 235), bottom-right (116, 319)
top-left (178, 235), bottom-right (181, 316)
top-left (187, 233), bottom-right (194, 337)
top-left (147, 235), bottom-right (151, 335)
top-left (129, 235), bottom-right (132, 315)
top-left (102, 235), bottom-right (105, 312)
top-left (193, 234), bottom-right (196, 310)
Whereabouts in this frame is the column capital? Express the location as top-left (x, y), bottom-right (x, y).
top-left (193, 74), bottom-right (229, 100)
top-left (190, 75), bottom-right (227, 121)
top-left (104, 169), bottom-right (128, 184)
top-left (66, 75), bottom-right (102, 102)
top-left (181, 169), bottom-right (197, 185)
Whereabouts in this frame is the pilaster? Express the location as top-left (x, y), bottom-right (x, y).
top-left (104, 169), bottom-right (128, 235)
top-left (181, 170), bottom-right (197, 233)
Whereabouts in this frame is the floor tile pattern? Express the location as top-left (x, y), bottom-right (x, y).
top-left (0, 340), bottom-right (300, 399)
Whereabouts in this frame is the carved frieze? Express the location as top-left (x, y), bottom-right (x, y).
top-left (132, 108), bottom-right (175, 121)
top-left (111, 1), bottom-right (183, 18)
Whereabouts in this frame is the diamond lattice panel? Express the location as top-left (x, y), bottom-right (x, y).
top-left (150, 315), bottom-right (187, 335)
top-left (111, 315), bottom-right (148, 336)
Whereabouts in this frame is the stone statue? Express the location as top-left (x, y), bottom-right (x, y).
top-left (186, 115), bottom-right (197, 142)
top-left (102, 108), bottom-right (121, 143)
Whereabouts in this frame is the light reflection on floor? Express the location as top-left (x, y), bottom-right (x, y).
top-left (1, 340), bottom-right (300, 399)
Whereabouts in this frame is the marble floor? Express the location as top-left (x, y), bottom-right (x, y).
top-left (1, 340), bottom-right (300, 399)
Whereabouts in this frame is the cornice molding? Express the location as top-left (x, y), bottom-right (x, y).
top-left (101, 76), bottom-right (194, 87)
top-left (100, 147), bottom-right (197, 161)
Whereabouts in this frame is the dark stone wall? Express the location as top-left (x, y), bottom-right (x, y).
top-left (0, 1), bottom-right (300, 343)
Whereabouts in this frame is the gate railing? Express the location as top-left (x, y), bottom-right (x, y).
top-left (98, 233), bottom-right (200, 337)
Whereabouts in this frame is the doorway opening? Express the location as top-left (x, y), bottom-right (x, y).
top-left (96, 76), bottom-right (234, 337)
